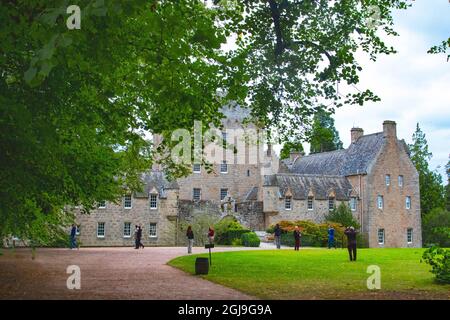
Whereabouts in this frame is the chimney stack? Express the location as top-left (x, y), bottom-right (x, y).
top-left (351, 127), bottom-right (364, 143)
top-left (383, 120), bottom-right (397, 139)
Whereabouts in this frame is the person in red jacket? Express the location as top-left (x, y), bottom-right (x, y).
top-left (208, 226), bottom-right (215, 244)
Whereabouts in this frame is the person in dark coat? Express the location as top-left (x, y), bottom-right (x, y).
top-left (135, 225), bottom-right (144, 249)
top-left (344, 226), bottom-right (358, 261)
top-left (134, 225), bottom-right (139, 249)
top-left (70, 224), bottom-right (77, 249)
top-left (293, 226), bottom-right (301, 251)
top-left (186, 225), bottom-right (194, 254)
top-left (274, 224), bottom-right (282, 249)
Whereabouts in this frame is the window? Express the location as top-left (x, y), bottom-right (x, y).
top-left (247, 169), bottom-right (250, 177)
top-left (285, 196), bottom-right (292, 210)
top-left (97, 222), bottom-right (105, 238)
top-left (76, 225), bottom-right (80, 236)
top-left (193, 164), bottom-right (201, 173)
top-left (98, 200), bottom-right (106, 209)
top-left (377, 195), bottom-right (384, 210)
top-left (328, 197), bottom-right (335, 211)
top-left (405, 196), bottom-right (411, 210)
top-left (307, 197), bottom-right (314, 210)
top-left (193, 188), bottom-right (201, 201)
top-left (124, 194), bottom-right (132, 209)
top-left (407, 228), bottom-right (413, 244)
top-left (350, 197), bottom-right (357, 211)
top-left (398, 175), bottom-right (404, 187)
top-left (149, 193), bottom-right (158, 209)
top-left (220, 188), bottom-right (228, 201)
top-left (123, 222), bottom-right (131, 238)
top-left (385, 174), bottom-right (391, 186)
top-left (220, 160), bottom-right (228, 173)
top-left (149, 223), bottom-right (157, 238)
top-left (378, 229), bottom-right (385, 245)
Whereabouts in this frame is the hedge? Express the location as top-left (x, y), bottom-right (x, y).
top-left (241, 232), bottom-right (260, 247)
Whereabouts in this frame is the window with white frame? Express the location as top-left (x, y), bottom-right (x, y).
top-left (150, 193), bottom-right (158, 209)
top-left (149, 223), bottom-right (157, 238)
top-left (405, 196), bottom-right (411, 210)
top-left (407, 228), bottom-right (413, 244)
top-left (193, 188), bottom-right (201, 201)
top-left (222, 131), bottom-right (227, 147)
top-left (328, 197), bottom-right (335, 211)
top-left (307, 197), bottom-right (314, 210)
top-left (220, 160), bottom-right (228, 173)
top-left (98, 200), bottom-right (106, 209)
top-left (76, 225), bottom-right (80, 236)
top-left (123, 222), bottom-right (131, 238)
top-left (97, 222), bottom-right (105, 238)
top-left (220, 188), bottom-right (228, 201)
top-left (378, 228), bottom-right (385, 245)
top-left (124, 194), bottom-right (132, 209)
top-left (193, 163), bottom-right (201, 173)
top-left (398, 175), bottom-right (404, 187)
top-left (350, 197), bottom-right (357, 211)
top-left (285, 196), bottom-right (292, 210)
top-left (377, 195), bottom-right (384, 210)
top-left (385, 174), bottom-right (391, 186)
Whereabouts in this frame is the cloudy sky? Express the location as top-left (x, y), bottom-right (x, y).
top-left (332, 0), bottom-right (450, 179)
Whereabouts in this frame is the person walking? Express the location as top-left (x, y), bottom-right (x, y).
top-left (207, 226), bottom-right (215, 244)
top-left (134, 225), bottom-right (139, 249)
top-left (328, 226), bottom-right (336, 249)
top-left (293, 226), bottom-right (301, 251)
top-left (344, 226), bottom-right (358, 261)
top-left (137, 225), bottom-right (144, 249)
top-left (274, 224), bottom-right (282, 249)
top-left (186, 226), bottom-right (194, 254)
top-left (70, 224), bottom-right (77, 249)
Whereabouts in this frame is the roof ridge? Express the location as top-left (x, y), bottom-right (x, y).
top-left (276, 173), bottom-right (346, 179)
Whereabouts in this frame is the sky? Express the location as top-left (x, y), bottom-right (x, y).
top-left (331, 0), bottom-right (450, 179)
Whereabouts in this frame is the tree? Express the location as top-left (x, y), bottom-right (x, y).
top-left (309, 110), bottom-right (343, 154)
top-left (446, 159), bottom-right (450, 211)
top-left (325, 203), bottom-right (360, 230)
top-left (280, 141), bottom-right (304, 160)
top-left (422, 208), bottom-right (450, 247)
top-left (408, 124), bottom-right (445, 215)
top-left (1, 0), bottom-right (415, 243)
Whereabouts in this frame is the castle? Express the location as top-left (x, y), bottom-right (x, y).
top-left (74, 107), bottom-right (422, 248)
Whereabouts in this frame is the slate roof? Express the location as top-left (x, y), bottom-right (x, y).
top-left (244, 186), bottom-right (259, 201)
top-left (289, 132), bottom-right (385, 176)
top-left (264, 174), bottom-right (353, 200)
top-left (133, 171), bottom-right (179, 199)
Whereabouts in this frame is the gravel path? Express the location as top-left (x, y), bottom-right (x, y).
top-left (0, 246), bottom-right (278, 300)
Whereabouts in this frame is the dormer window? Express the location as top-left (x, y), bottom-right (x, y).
top-left (328, 197), bottom-right (335, 211)
top-left (285, 196), bottom-right (292, 210)
top-left (124, 194), bottom-right (132, 209)
top-left (307, 197), bottom-right (314, 210)
top-left (150, 193), bottom-right (158, 209)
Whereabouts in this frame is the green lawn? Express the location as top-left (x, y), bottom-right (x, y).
top-left (168, 248), bottom-right (450, 299)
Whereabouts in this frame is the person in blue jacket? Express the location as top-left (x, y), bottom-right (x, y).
top-left (328, 226), bottom-right (336, 249)
top-left (274, 224), bottom-right (282, 249)
top-left (70, 224), bottom-right (77, 249)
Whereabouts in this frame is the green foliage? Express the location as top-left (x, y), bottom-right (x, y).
top-left (422, 246), bottom-right (450, 284)
top-left (428, 37), bottom-right (450, 62)
top-left (280, 141), bottom-right (304, 160)
top-left (214, 217), bottom-right (249, 245)
top-left (179, 213), bottom-right (219, 247)
top-left (409, 124), bottom-right (445, 215)
top-left (241, 232), bottom-right (260, 247)
top-left (309, 110), bottom-right (343, 154)
top-left (231, 238), bottom-right (243, 246)
top-left (422, 208), bottom-right (450, 247)
top-left (325, 203), bottom-right (360, 230)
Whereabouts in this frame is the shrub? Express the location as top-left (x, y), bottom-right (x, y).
top-left (231, 238), bottom-right (242, 246)
top-left (214, 217), bottom-right (250, 245)
top-left (421, 246), bottom-right (450, 284)
top-left (422, 208), bottom-right (450, 247)
top-left (241, 232), bottom-right (260, 247)
top-left (325, 203), bottom-right (360, 230)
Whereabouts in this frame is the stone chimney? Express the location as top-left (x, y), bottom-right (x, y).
top-left (289, 150), bottom-right (304, 162)
top-left (383, 120), bottom-right (397, 139)
top-left (351, 127), bottom-right (364, 143)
